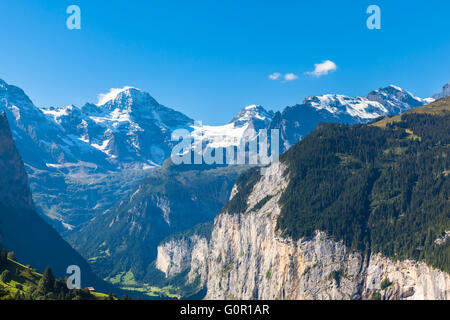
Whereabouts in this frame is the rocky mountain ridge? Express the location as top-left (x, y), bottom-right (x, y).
top-left (0, 78), bottom-right (439, 231)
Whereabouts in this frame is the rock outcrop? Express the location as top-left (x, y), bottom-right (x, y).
top-left (432, 82), bottom-right (450, 100)
top-left (0, 112), bottom-right (34, 212)
top-left (156, 234), bottom-right (209, 286)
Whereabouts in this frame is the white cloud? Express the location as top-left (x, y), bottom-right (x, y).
top-left (306, 60), bottom-right (337, 77)
top-left (284, 73), bottom-right (299, 82)
top-left (269, 72), bottom-right (299, 82)
top-left (268, 72), bottom-right (281, 80)
top-left (97, 86), bottom-right (135, 106)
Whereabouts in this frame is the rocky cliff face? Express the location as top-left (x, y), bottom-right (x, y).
top-left (156, 234), bottom-right (209, 286)
top-left (0, 112), bottom-right (34, 212)
top-left (0, 112), bottom-right (106, 289)
top-left (153, 162), bottom-right (449, 300)
top-left (202, 162), bottom-right (449, 300)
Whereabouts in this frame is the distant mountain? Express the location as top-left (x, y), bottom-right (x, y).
top-left (0, 112), bottom-right (104, 288)
top-left (0, 79), bottom-right (274, 231)
top-left (42, 87), bottom-right (194, 168)
top-left (0, 79), bottom-right (109, 171)
top-left (432, 82), bottom-right (450, 100)
top-left (230, 104), bottom-right (274, 129)
top-left (269, 85), bottom-right (431, 151)
top-left (190, 105), bottom-right (274, 155)
top-left (0, 78), bottom-right (440, 234)
top-left (0, 80), bottom-right (195, 231)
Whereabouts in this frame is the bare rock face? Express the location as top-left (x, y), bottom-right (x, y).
top-left (364, 254), bottom-right (450, 300)
top-left (432, 82), bottom-right (450, 100)
top-left (202, 162), bottom-right (450, 300)
top-left (0, 112), bottom-right (34, 211)
top-left (156, 234), bottom-right (209, 286)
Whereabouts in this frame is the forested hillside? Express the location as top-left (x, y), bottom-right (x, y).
top-left (276, 97), bottom-right (450, 272)
top-left (0, 248), bottom-right (113, 300)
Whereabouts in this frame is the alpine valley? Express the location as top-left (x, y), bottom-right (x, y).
top-left (0, 77), bottom-right (449, 299)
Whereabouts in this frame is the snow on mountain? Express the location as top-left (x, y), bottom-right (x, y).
top-left (269, 85), bottom-right (432, 152)
top-left (96, 86), bottom-right (137, 106)
top-left (190, 105), bottom-right (275, 150)
top-left (303, 95), bottom-right (388, 121)
top-left (300, 85), bottom-right (428, 124)
top-left (0, 81), bottom-right (196, 230)
top-left (43, 87), bottom-right (194, 168)
top-left (230, 105), bottom-right (274, 127)
top-left (365, 85), bottom-right (431, 114)
top-left (0, 78), bottom-right (439, 231)
top-left (0, 79), bottom-right (107, 171)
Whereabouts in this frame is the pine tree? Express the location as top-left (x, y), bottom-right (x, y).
top-left (38, 267), bottom-right (56, 293)
top-left (14, 290), bottom-right (23, 300)
top-left (0, 248), bottom-right (7, 265)
top-left (0, 269), bottom-right (11, 283)
top-left (7, 251), bottom-right (15, 261)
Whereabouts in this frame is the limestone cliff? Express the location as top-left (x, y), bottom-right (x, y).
top-left (154, 161), bottom-right (449, 300)
top-left (203, 163), bottom-right (449, 300)
top-left (156, 234), bottom-right (209, 286)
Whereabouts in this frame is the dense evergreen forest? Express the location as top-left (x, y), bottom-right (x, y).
top-left (276, 101), bottom-right (449, 272)
top-left (225, 98), bottom-right (449, 274)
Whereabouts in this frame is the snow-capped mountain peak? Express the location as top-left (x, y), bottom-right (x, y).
top-left (230, 104), bottom-right (274, 128)
top-left (387, 84), bottom-right (403, 91)
top-left (97, 86), bottom-right (143, 106)
top-left (303, 94), bottom-right (388, 120)
top-left (365, 85), bottom-right (428, 115)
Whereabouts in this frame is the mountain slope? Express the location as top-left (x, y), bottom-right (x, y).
top-left (0, 112), bottom-right (105, 289)
top-left (69, 161), bottom-right (248, 290)
top-left (159, 98), bottom-right (449, 300)
top-left (0, 254), bottom-right (112, 300)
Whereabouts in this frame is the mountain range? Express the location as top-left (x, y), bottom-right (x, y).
top-left (1, 77), bottom-right (449, 299)
top-left (0, 79), bottom-right (441, 232)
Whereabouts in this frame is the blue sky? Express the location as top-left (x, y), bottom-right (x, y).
top-left (0, 0), bottom-right (449, 124)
